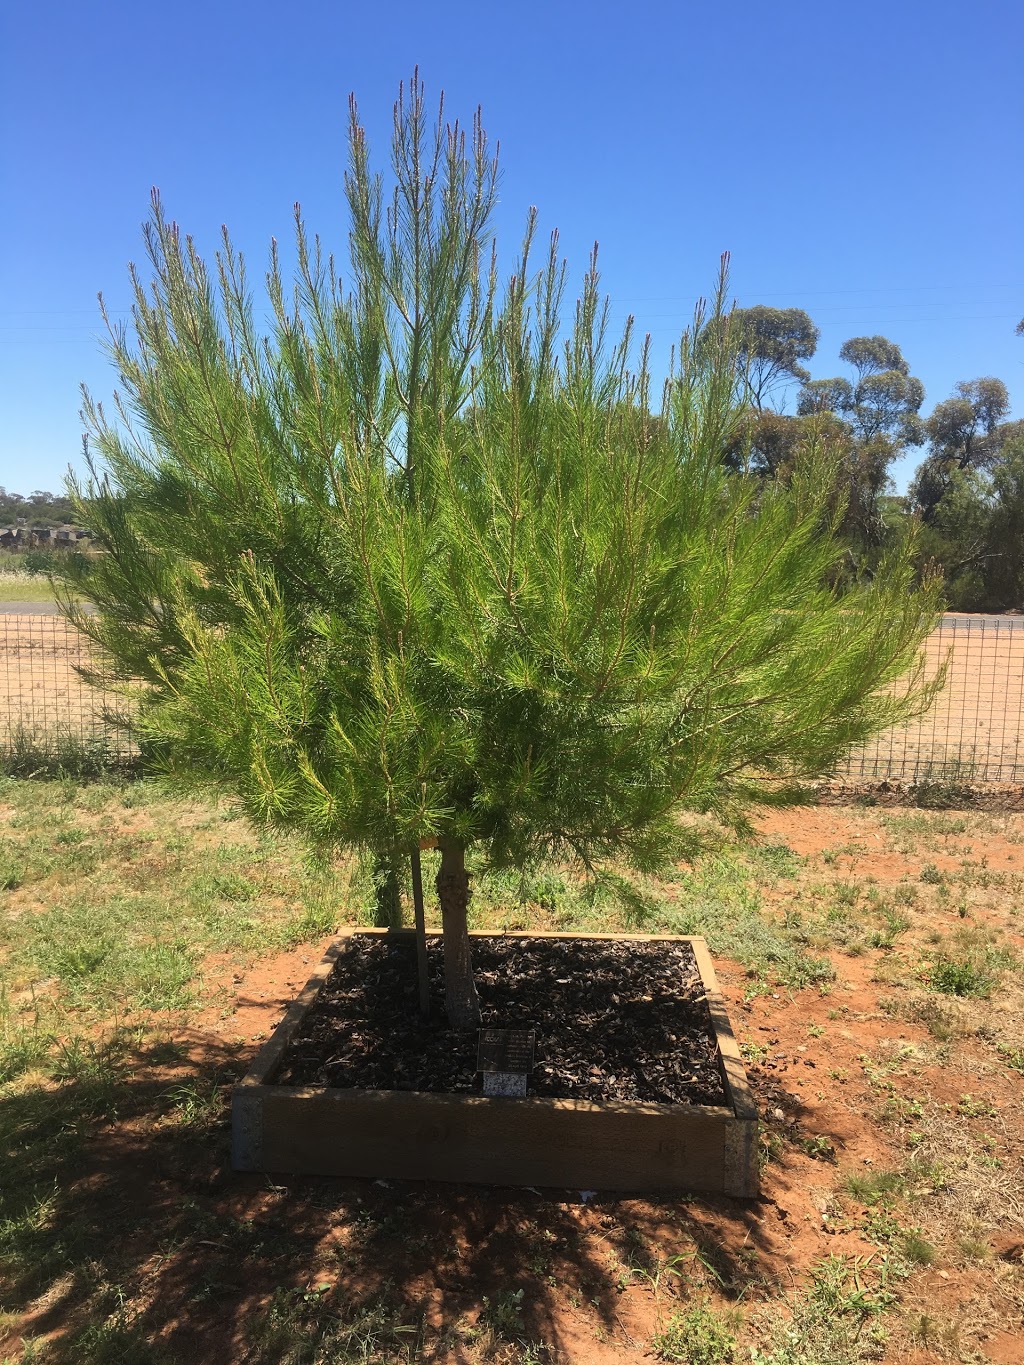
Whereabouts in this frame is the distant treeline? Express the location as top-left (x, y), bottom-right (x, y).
top-left (723, 308), bottom-right (1023, 612)
top-left (0, 488), bottom-right (78, 528)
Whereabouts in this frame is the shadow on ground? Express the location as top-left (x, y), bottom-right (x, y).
top-left (0, 1030), bottom-right (836, 1364)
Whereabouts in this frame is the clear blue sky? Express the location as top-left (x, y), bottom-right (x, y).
top-left (1, 0), bottom-right (1020, 497)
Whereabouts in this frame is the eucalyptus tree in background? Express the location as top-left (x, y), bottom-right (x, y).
top-left (61, 76), bottom-right (940, 1030)
top-left (797, 335), bottom-right (925, 448)
top-left (796, 335), bottom-right (925, 555)
top-left (907, 378), bottom-right (1022, 610)
top-left (910, 378), bottom-right (1012, 522)
top-left (728, 306), bottom-right (819, 411)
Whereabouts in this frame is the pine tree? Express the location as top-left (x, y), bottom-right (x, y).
top-left (61, 76), bottom-right (940, 1029)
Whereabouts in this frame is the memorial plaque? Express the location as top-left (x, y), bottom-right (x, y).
top-left (477, 1028), bottom-right (536, 1098)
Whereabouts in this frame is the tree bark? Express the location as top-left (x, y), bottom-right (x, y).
top-left (435, 837), bottom-right (480, 1029)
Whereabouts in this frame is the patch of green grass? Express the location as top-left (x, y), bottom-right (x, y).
top-left (245, 1285), bottom-right (424, 1363)
top-left (751, 841), bottom-right (804, 879)
top-left (750, 1255), bottom-right (904, 1365)
top-left (18, 1310), bottom-right (177, 1364)
top-left (0, 1000), bottom-right (54, 1082)
top-left (899, 1232), bottom-right (936, 1267)
top-left (0, 778), bottom-right (351, 1021)
top-left (652, 1301), bottom-right (737, 1364)
top-left (884, 812), bottom-right (969, 839)
top-left (0, 575), bottom-right (57, 603)
top-left (924, 926), bottom-right (1016, 998)
top-left (473, 839), bottom-right (835, 991)
top-left (649, 852), bottom-right (835, 991)
top-left (841, 1169), bottom-right (904, 1206)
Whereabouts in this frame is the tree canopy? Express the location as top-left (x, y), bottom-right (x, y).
top-left (62, 77), bottom-right (941, 1027)
top-left (728, 306), bottom-right (819, 410)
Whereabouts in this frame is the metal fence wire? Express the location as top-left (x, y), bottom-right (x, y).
top-left (839, 614), bottom-right (1024, 784)
top-left (2, 612), bottom-right (1024, 782)
top-left (0, 613), bottom-right (136, 762)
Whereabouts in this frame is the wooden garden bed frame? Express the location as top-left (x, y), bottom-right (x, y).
top-left (232, 930), bottom-right (758, 1197)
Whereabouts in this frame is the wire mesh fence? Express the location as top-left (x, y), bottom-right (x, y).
top-left (837, 614), bottom-right (1024, 783)
top-left (1, 612), bottom-right (1023, 782)
top-left (0, 613), bottom-right (136, 764)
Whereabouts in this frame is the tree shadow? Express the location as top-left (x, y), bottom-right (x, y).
top-left (1, 1032), bottom-right (832, 1364)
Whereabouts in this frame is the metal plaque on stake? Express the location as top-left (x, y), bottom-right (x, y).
top-left (477, 1028), bottom-right (536, 1097)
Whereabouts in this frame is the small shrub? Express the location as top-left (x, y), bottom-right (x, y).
top-left (911, 762), bottom-right (978, 809)
top-left (799, 1135), bottom-right (837, 1162)
top-left (0, 726), bottom-right (132, 781)
top-left (480, 1288), bottom-right (525, 1338)
top-left (904, 996), bottom-right (963, 1041)
top-left (21, 548), bottom-right (58, 577)
top-left (868, 910), bottom-right (910, 950)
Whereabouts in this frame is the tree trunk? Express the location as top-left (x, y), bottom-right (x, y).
top-left (435, 837), bottom-right (480, 1029)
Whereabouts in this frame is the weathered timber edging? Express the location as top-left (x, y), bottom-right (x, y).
top-left (232, 930), bottom-right (758, 1197)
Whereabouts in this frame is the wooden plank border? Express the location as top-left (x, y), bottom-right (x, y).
top-left (232, 930), bottom-right (759, 1196)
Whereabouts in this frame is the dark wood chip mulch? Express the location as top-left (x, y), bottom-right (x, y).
top-left (274, 936), bottom-right (727, 1107)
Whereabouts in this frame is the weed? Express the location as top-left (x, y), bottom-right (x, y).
top-left (753, 842), bottom-right (804, 879)
top-left (652, 1301), bottom-right (737, 1364)
top-left (480, 1287), bottom-right (525, 1338)
top-left (246, 1285), bottom-right (421, 1362)
top-left (868, 909), bottom-right (910, 950)
top-left (759, 1128), bottom-right (785, 1167)
top-left (43, 1308), bottom-right (173, 1364)
top-left (929, 956), bottom-right (994, 997)
top-left (955, 1093), bottom-right (997, 1119)
top-left (749, 1255), bottom-right (902, 1365)
top-left (798, 1135), bottom-right (837, 1162)
top-left (161, 1080), bottom-right (226, 1129)
top-left (956, 1235), bottom-right (991, 1262)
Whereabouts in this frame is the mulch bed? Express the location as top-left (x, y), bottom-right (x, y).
top-left (274, 936), bottom-right (727, 1107)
